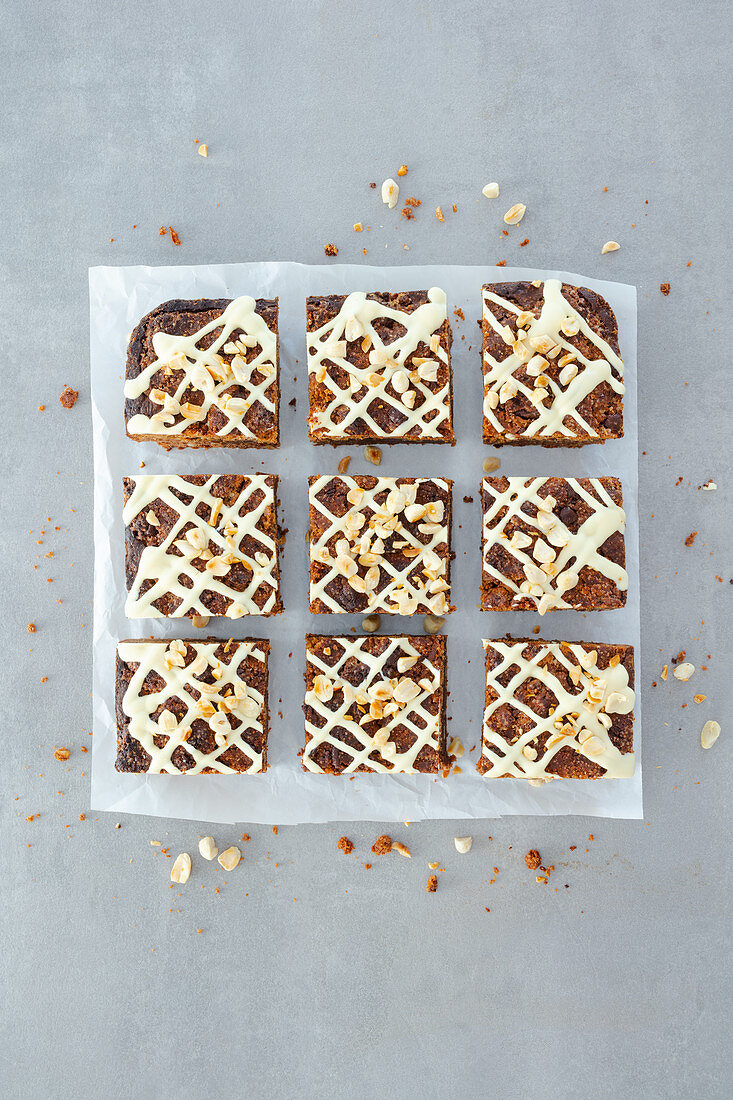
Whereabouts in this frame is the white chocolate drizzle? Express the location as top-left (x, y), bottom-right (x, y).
top-left (123, 474), bottom-right (279, 618)
top-left (481, 639), bottom-right (635, 779)
top-left (482, 279), bottom-right (624, 440)
top-left (307, 289), bottom-right (452, 441)
top-left (482, 477), bottom-right (627, 614)
top-left (125, 296), bottom-right (277, 440)
top-left (118, 639), bottom-right (267, 774)
top-left (309, 475), bottom-right (451, 615)
top-left (303, 636), bottom-right (444, 773)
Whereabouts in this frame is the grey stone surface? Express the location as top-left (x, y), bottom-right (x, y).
top-left (1, 1), bottom-right (731, 1097)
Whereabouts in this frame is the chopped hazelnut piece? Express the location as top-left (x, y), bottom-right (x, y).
top-left (454, 836), bottom-right (473, 854)
top-left (601, 240), bottom-right (620, 254)
top-left (217, 846), bottom-right (241, 871)
top-left (701, 720), bottom-right (721, 749)
top-left (198, 836), bottom-right (218, 861)
top-left (170, 852), bottom-right (192, 884)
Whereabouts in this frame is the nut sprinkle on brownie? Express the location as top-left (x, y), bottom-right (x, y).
top-left (306, 289), bottom-right (453, 444)
top-left (479, 638), bottom-right (635, 779)
top-left (115, 638), bottom-right (270, 774)
top-left (308, 475), bottom-right (452, 615)
top-left (303, 634), bottom-right (448, 773)
top-left (481, 279), bottom-right (624, 446)
top-left (481, 476), bottom-right (627, 613)
top-left (125, 296), bottom-right (279, 448)
top-left (123, 474), bottom-right (282, 619)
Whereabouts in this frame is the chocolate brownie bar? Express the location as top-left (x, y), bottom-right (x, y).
top-left (115, 638), bottom-right (270, 774)
top-left (481, 279), bottom-right (624, 446)
top-left (303, 634), bottom-right (448, 773)
top-left (308, 475), bottom-right (452, 615)
top-left (125, 297), bottom-right (279, 448)
top-left (123, 474), bottom-right (282, 619)
top-left (479, 638), bottom-right (635, 779)
top-left (481, 476), bottom-right (627, 613)
top-left (306, 289), bottom-right (453, 444)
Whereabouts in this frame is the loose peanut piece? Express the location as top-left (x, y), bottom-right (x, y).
top-left (482, 182), bottom-right (500, 198)
top-left (454, 836), bottom-right (473, 854)
top-left (423, 614), bottom-right (444, 635)
top-left (601, 241), bottom-right (620, 254)
top-left (391, 841), bottom-right (412, 858)
top-left (361, 614), bottom-right (381, 633)
top-left (217, 846), bottom-right (241, 871)
top-left (171, 853), bottom-right (192, 884)
top-left (482, 456), bottom-right (501, 473)
top-left (673, 662), bottom-right (695, 681)
top-left (701, 721), bottom-right (721, 749)
top-left (381, 179), bottom-right (399, 209)
top-left (198, 836), bottom-right (218, 861)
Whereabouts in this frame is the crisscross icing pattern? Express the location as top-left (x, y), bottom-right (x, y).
top-left (481, 476), bottom-right (627, 614)
top-left (307, 289), bottom-right (452, 440)
top-left (308, 475), bottom-right (451, 615)
top-left (118, 640), bottom-right (268, 774)
top-left (124, 474), bottom-right (279, 618)
top-left (303, 636), bottom-right (445, 773)
top-left (481, 639), bottom-right (635, 779)
top-left (125, 296), bottom-right (277, 440)
top-left (482, 278), bottom-right (624, 440)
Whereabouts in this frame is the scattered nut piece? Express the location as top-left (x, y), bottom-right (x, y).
top-left (217, 846), bottom-right (241, 871)
top-left (198, 836), bottom-right (218, 861)
top-left (337, 455), bottom-right (351, 474)
top-left (338, 836), bottom-right (354, 854)
top-left (371, 834), bottom-right (393, 855)
top-left (397, 164), bottom-right (409, 177)
top-left (454, 836), bottom-right (473, 854)
top-left (701, 720), bottom-right (721, 749)
top-left (503, 202), bottom-right (526, 225)
top-left (59, 386), bottom-right (78, 409)
top-left (701, 480), bottom-right (717, 491)
top-left (381, 178), bottom-right (399, 209)
top-left (423, 614), bottom-right (444, 635)
top-left (324, 243), bottom-right (338, 256)
top-left (170, 853), bottom-right (192, 884)
top-left (361, 614), bottom-right (381, 633)
top-left (198, 144), bottom-right (208, 157)
top-left (364, 445), bottom-right (382, 466)
top-left (661, 664), bottom-right (669, 681)
top-left (482, 456), bottom-right (501, 473)
top-left (353, 222), bottom-right (363, 232)
top-left (27, 622), bottom-right (36, 633)
top-left (428, 861), bottom-right (440, 869)
top-left (192, 614), bottom-right (210, 629)
top-left (482, 182), bottom-right (500, 198)
top-left (673, 662), bottom-right (695, 681)
top-left (54, 748), bottom-right (70, 761)
top-left (435, 206), bottom-right (444, 222)
top-left (169, 227), bottom-right (181, 246)
top-left (601, 240), bottom-right (620, 254)
top-left (426, 875), bottom-right (438, 892)
top-left (694, 694), bottom-right (707, 703)
top-left (391, 841), bottom-right (412, 858)
top-left (525, 849), bottom-right (542, 870)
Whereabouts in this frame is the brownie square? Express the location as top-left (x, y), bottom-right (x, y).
top-left (306, 289), bottom-right (454, 444)
top-left (125, 296), bottom-right (279, 448)
top-left (308, 475), bottom-right (452, 615)
top-left (123, 474), bottom-right (282, 619)
top-left (115, 638), bottom-right (270, 774)
top-left (302, 634), bottom-right (448, 773)
top-left (479, 638), bottom-right (635, 779)
top-left (481, 279), bottom-right (624, 446)
top-left (480, 476), bottom-right (627, 613)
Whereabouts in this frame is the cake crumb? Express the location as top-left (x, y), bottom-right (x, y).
top-left (660, 283), bottom-right (671, 295)
top-left (426, 875), bottom-right (438, 892)
top-left (684, 531), bottom-right (698, 547)
top-left (525, 849), bottom-right (542, 870)
top-left (353, 222), bottom-right (363, 232)
top-left (324, 243), bottom-right (338, 257)
top-left (169, 227), bottom-right (181, 246)
top-left (27, 622), bottom-right (36, 633)
top-left (496, 260), bottom-right (506, 267)
top-left (54, 748), bottom-right (70, 761)
top-left (397, 164), bottom-right (409, 176)
top-left (338, 836), bottom-right (354, 855)
top-left (59, 386), bottom-right (78, 409)
top-left (371, 834), bottom-right (393, 855)
top-left (519, 237), bottom-right (529, 247)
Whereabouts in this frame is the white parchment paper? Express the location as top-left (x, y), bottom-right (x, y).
top-left (90, 262), bottom-right (641, 822)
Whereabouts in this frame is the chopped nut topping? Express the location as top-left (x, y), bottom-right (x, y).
top-left (454, 836), bottom-right (473, 854)
top-left (482, 182), bottom-right (499, 198)
top-left (701, 720), bottom-right (721, 749)
top-left (353, 222), bottom-right (363, 232)
top-left (391, 841), bottom-right (411, 858)
top-left (525, 849), bottom-right (542, 870)
top-left (198, 836), bottom-right (218, 861)
top-left (428, 861), bottom-right (440, 869)
top-left (361, 614), bottom-right (381, 633)
top-left (426, 875), bottom-right (438, 892)
top-left (337, 455), bottom-right (351, 474)
top-left (54, 747), bottom-right (70, 761)
top-left (435, 206), bottom-right (444, 222)
top-left (661, 664), bottom-right (669, 681)
top-left (371, 834), bottom-right (393, 855)
top-left (423, 614), bottom-right (444, 635)
top-left (217, 846), bottom-right (241, 871)
top-left (503, 202), bottom-right (526, 225)
top-left (673, 662), bottom-right (695, 681)
top-left (381, 178), bottom-right (399, 209)
top-left (170, 852), bottom-right (192, 884)
top-left (397, 164), bottom-right (409, 176)
top-left (601, 240), bottom-right (620, 254)
top-left (364, 445), bottom-right (382, 466)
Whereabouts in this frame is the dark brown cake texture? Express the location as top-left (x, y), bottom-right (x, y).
top-left (125, 297), bottom-right (279, 449)
top-left (115, 638), bottom-right (270, 774)
top-left (308, 474), bottom-right (452, 616)
top-left (479, 638), bottom-right (635, 780)
top-left (302, 634), bottom-right (448, 774)
top-left (306, 289), bottom-right (454, 445)
top-left (123, 473), bottom-right (282, 619)
top-left (480, 476), bottom-right (627, 613)
top-left (481, 280), bottom-right (624, 446)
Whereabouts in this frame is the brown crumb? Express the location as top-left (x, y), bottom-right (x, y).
top-left (27, 623), bottom-right (36, 633)
top-left (684, 531), bottom-right (698, 547)
top-left (54, 748), bottom-right (70, 761)
top-left (405, 196), bottom-right (421, 207)
top-left (169, 227), bottom-right (181, 246)
top-left (272, 825), bottom-right (278, 835)
top-left (397, 165), bottom-right (408, 176)
top-left (59, 386), bottom-right (78, 409)
top-left (660, 283), bottom-right (671, 295)
top-left (453, 307), bottom-right (465, 321)
top-left (532, 625), bottom-right (541, 634)
top-left (324, 243), bottom-right (338, 256)
top-left (241, 833), bottom-right (250, 842)
top-left (371, 834), bottom-right (393, 855)
top-left (159, 226), bottom-right (167, 236)
top-left (401, 206), bottom-right (415, 221)
top-left (364, 862), bottom-right (372, 869)
top-left (462, 495), bottom-right (474, 504)
top-left (38, 405), bottom-right (45, 411)
top-left (337, 456), bottom-right (351, 474)
top-left (338, 836), bottom-right (354, 855)
top-left (369, 181), bottom-right (377, 189)
top-left (353, 222), bottom-right (363, 232)
top-left (519, 238), bottom-right (529, 247)
top-left (78, 813), bottom-right (85, 822)
top-left (426, 875), bottom-right (438, 893)
top-left (525, 849), bottom-right (542, 871)
top-left (452, 203), bottom-right (457, 213)
top-left (435, 206), bottom-right (444, 222)
top-left (496, 260), bottom-right (506, 267)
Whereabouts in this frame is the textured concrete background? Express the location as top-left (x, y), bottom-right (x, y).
top-left (2, 1), bottom-right (731, 1097)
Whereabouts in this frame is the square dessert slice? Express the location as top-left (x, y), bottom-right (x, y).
top-left (125, 296), bottom-right (279, 448)
top-left (123, 474), bottom-right (282, 619)
top-left (479, 637), bottom-right (635, 779)
top-left (115, 638), bottom-right (270, 773)
top-left (481, 476), bottom-right (627, 613)
top-left (303, 634), bottom-right (448, 773)
top-left (308, 475), bottom-right (452, 616)
top-left (481, 279), bottom-right (624, 446)
top-left (306, 289), bottom-right (453, 444)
